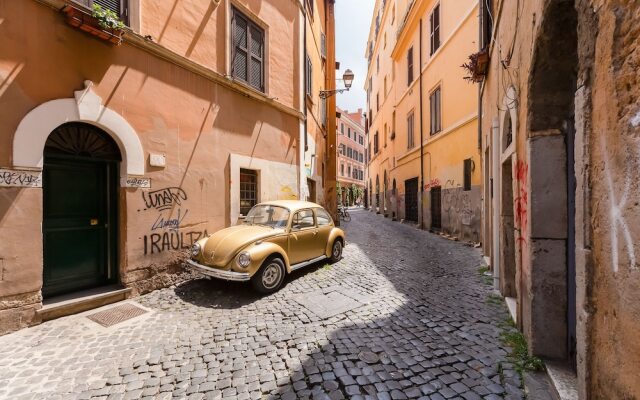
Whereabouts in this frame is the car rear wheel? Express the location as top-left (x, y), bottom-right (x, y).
top-left (251, 257), bottom-right (286, 294)
top-left (329, 239), bottom-right (343, 263)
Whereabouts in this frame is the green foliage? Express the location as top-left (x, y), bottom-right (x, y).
top-left (478, 265), bottom-right (492, 285)
top-left (486, 294), bottom-right (503, 305)
top-left (92, 4), bottom-right (126, 30)
top-left (501, 321), bottom-right (545, 373)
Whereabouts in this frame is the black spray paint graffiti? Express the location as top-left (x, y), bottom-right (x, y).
top-left (151, 208), bottom-right (189, 231)
top-left (143, 230), bottom-right (209, 255)
top-left (142, 187), bottom-right (187, 211)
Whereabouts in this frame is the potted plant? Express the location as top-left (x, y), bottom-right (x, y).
top-left (462, 49), bottom-right (490, 83)
top-left (61, 3), bottom-right (126, 45)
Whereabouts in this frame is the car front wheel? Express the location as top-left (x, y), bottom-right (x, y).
top-left (251, 257), bottom-right (286, 294)
top-left (329, 239), bottom-right (343, 263)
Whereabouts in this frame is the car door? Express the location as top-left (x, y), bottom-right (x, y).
top-left (314, 208), bottom-right (333, 254)
top-left (288, 209), bottom-right (321, 264)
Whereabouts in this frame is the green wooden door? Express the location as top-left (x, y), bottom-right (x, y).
top-left (42, 123), bottom-right (120, 298)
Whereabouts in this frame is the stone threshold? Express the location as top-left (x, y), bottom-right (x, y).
top-left (37, 285), bottom-right (132, 322)
top-left (545, 361), bottom-right (578, 400)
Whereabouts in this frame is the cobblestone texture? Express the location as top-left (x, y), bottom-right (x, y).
top-left (0, 209), bottom-right (525, 399)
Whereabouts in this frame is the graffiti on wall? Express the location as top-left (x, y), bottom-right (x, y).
top-left (601, 137), bottom-right (636, 273)
top-left (139, 186), bottom-right (208, 255)
top-left (513, 160), bottom-right (528, 247)
top-left (142, 187), bottom-right (188, 211)
top-left (424, 178), bottom-right (441, 191)
top-left (0, 168), bottom-right (42, 187)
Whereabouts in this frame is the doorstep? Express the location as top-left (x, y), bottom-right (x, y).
top-left (505, 296), bottom-right (517, 322)
top-left (37, 285), bottom-right (132, 322)
top-left (545, 361), bottom-right (579, 400)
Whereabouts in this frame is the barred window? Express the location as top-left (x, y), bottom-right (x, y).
top-left (240, 169), bottom-right (258, 215)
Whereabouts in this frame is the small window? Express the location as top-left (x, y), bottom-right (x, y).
top-left (292, 209), bottom-right (315, 230)
top-left (341, 123), bottom-right (344, 134)
top-left (240, 169), bottom-right (258, 215)
top-left (407, 112), bottom-right (415, 148)
top-left (232, 8), bottom-right (265, 92)
top-left (407, 47), bottom-right (414, 85)
top-left (430, 4), bottom-right (441, 55)
top-left (463, 159), bottom-right (473, 191)
top-left (341, 163), bottom-right (344, 176)
top-left (306, 54), bottom-right (312, 97)
top-left (93, 0), bottom-right (129, 25)
top-left (374, 131), bottom-right (379, 153)
top-left (315, 208), bottom-right (333, 226)
top-left (430, 86), bottom-right (442, 134)
top-left (348, 127), bottom-right (351, 138)
top-left (376, 93), bottom-right (380, 111)
top-left (320, 32), bottom-right (327, 59)
top-left (377, 55), bottom-right (380, 73)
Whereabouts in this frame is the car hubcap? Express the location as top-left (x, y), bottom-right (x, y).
top-left (333, 242), bottom-right (342, 258)
top-left (262, 263), bottom-right (281, 289)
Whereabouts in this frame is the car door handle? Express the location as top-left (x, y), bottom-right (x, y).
top-left (313, 230), bottom-right (318, 235)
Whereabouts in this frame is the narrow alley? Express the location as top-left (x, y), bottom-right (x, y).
top-left (0, 210), bottom-right (536, 399)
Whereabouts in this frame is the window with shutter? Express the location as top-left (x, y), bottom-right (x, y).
top-left (321, 33), bottom-right (327, 59)
top-left (430, 86), bottom-right (442, 134)
top-left (430, 4), bottom-right (441, 55)
top-left (306, 54), bottom-right (312, 97)
top-left (407, 112), bottom-right (415, 148)
top-left (231, 8), bottom-right (265, 92)
top-left (90, 0), bottom-right (129, 25)
top-left (407, 47), bottom-right (414, 85)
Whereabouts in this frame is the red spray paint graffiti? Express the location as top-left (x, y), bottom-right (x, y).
top-left (424, 178), bottom-right (441, 191)
top-left (513, 160), bottom-right (528, 247)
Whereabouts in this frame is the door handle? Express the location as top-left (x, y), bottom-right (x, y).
top-left (90, 218), bottom-right (99, 226)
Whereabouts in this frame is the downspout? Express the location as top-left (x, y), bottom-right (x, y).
top-left (419, 18), bottom-right (425, 230)
top-left (303, 10), bottom-right (308, 152)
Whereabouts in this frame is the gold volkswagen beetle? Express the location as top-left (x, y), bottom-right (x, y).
top-left (185, 200), bottom-right (345, 293)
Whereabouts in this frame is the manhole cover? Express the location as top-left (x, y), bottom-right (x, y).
top-left (358, 351), bottom-right (380, 364)
top-left (87, 303), bottom-right (147, 327)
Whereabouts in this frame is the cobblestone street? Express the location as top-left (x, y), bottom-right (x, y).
top-left (0, 209), bottom-right (525, 400)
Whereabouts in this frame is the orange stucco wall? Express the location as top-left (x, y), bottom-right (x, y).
top-left (0, 0), bottom-right (303, 333)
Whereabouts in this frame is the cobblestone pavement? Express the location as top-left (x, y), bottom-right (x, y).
top-left (0, 209), bottom-right (526, 400)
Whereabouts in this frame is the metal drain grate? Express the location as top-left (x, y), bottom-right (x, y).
top-left (87, 303), bottom-right (147, 327)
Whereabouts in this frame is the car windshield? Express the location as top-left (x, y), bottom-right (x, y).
top-left (243, 205), bottom-right (290, 228)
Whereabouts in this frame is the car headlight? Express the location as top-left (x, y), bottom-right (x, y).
top-left (190, 242), bottom-right (201, 258)
top-left (237, 251), bottom-right (251, 268)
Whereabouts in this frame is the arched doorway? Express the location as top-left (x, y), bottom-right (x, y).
top-left (383, 170), bottom-right (388, 216)
top-left (42, 122), bottom-right (121, 297)
top-left (375, 175), bottom-right (380, 213)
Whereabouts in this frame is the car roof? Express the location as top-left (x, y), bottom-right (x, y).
top-left (258, 200), bottom-right (325, 212)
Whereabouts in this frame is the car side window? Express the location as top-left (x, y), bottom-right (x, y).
top-left (315, 208), bottom-right (333, 226)
top-left (291, 209), bottom-right (315, 230)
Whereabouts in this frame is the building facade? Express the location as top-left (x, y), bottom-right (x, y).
top-left (480, 0), bottom-right (640, 397)
top-left (365, 0), bottom-right (481, 242)
top-left (337, 108), bottom-right (366, 206)
top-left (0, 0), bottom-right (335, 334)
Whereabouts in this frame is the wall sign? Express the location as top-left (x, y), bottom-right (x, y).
top-left (122, 176), bottom-right (151, 188)
top-left (0, 168), bottom-right (42, 187)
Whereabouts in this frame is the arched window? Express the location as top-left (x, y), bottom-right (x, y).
top-left (392, 178), bottom-right (397, 195)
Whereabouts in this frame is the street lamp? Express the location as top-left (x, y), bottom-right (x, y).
top-left (319, 69), bottom-right (355, 98)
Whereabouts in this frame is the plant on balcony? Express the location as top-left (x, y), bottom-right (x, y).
top-left (462, 49), bottom-right (489, 83)
top-left (61, 3), bottom-right (125, 45)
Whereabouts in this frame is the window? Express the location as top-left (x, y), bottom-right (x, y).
top-left (377, 55), bottom-right (380, 73)
top-left (463, 158), bottom-right (472, 191)
top-left (481, 0), bottom-right (493, 49)
top-left (292, 209), bottom-right (315, 230)
top-left (407, 47), bottom-right (414, 85)
top-left (232, 8), bottom-right (265, 92)
top-left (374, 131), bottom-right (379, 153)
top-left (305, 54), bottom-right (312, 97)
top-left (320, 32), bottom-right (327, 59)
top-left (341, 163), bottom-right (344, 176)
top-left (341, 123), bottom-right (344, 134)
top-left (407, 112), bottom-right (415, 148)
top-left (239, 169), bottom-right (258, 215)
top-left (384, 32), bottom-right (387, 48)
top-left (348, 165), bottom-right (351, 176)
top-left (376, 93), bottom-right (379, 111)
top-left (430, 86), bottom-right (442, 134)
top-left (92, 0), bottom-right (129, 25)
top-left (315, 208), bottom-right (332, 226)
top-left (347, 147), bottom-right (352, 158)
top-left (348, 127), bottom-right (351, 139)
top-left (384, 76), bottom-right (388, 97)
top-left (430, 4), bottom-right (441, 55)
top-left (305, 0), bottom-right (314, 19)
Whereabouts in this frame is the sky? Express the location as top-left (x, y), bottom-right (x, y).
top-left (335, 0), bottom-right (375, 114)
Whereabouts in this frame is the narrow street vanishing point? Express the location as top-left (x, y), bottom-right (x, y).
top-left (0, 210), bottom-right (530, 400)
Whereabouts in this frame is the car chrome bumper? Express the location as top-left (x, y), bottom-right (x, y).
top-left (184, 259), bottom-right (251, 282)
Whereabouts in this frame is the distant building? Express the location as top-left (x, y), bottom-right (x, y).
top-left (336, 108), bottom-right (366, 206)
top-left (365, 0), bottom-right (480, 241)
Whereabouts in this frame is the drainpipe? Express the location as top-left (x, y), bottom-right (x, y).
top-left (419, 18), bottom-right (425, 230)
